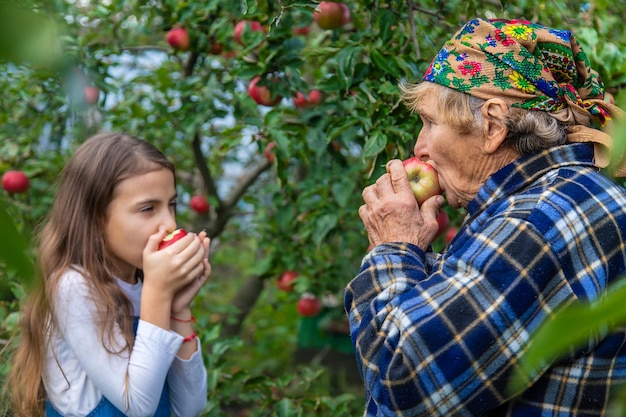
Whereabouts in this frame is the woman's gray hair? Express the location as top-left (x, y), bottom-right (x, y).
top-left (400, 81), bottom-right (567, 154)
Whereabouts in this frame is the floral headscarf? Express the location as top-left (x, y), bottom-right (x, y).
top-left (423, 18), bottom-right (625, 175)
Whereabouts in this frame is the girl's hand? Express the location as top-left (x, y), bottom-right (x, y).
top-left (142, 228), bottom-right (207, 300)
top-left (171, 230), bottom-right (211, 315)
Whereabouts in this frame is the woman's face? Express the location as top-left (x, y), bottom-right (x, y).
top-left (104, 168), bottom-right (177, 282)
top-left (413, 94), bottom-right (494, 209)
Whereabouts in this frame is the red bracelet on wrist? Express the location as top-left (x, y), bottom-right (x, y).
top-left (171, 315), bottom-right (196, 323)
top-left (182, 332), bottom-right (198, 343)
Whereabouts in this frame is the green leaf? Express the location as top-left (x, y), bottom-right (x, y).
top-left (377, 9), bottom-right (396, 43)
top-left (0, 201), bottom-right (34, 282)
top-left (371, 49), bottom-right (400, 77)
top-left (362, 130), bottom-right (388, 159)
top-left (276, 398), bottom-right (297, 417)
top-left (509, 280), bottom-right (626, 394)
top-left (313, 213), bottom-right (338, 247)
top-left (246, 254), bottom-right (274, 276)
top-left (331, 178), bottom-right (356, 208)
top-left (326, 117), bottom-right (360, 143)
top-left (336, 45), bottom-right (363, 90)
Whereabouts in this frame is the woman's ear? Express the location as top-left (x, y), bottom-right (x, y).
top-left (481, 98), bottom-right (509, 154)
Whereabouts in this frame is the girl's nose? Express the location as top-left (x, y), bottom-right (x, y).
top-left (162, 212), bottom-right (177, 233)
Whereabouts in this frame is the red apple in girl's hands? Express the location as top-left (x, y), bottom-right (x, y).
top-left (158, 229), bottom-right (188, 250)
top-left (403, 157), bottom-right (442, 205)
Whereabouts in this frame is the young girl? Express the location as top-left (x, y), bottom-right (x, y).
top-left (7, 132), bottom-right (210, 416)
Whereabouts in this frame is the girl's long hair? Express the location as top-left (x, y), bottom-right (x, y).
top-left (6, 132), bottom-right (174, 416)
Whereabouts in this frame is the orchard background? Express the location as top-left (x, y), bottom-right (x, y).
top-left (1, 1), bottom-right (626, 416)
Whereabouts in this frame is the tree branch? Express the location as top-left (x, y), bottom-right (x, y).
top-left (206, 158), bottom-right (271, 238)
top-left (183, 51), bottom-right (199, 78)
top-left (191, 131), bottom-right (220, 203)
top-left (406, 0), bottom-right (421, 60)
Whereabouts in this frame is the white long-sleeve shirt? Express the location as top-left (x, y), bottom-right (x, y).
top-left (43, 268), bottom-right (207, 417)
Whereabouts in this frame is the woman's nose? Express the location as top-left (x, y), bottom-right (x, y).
top-left (413, 135), bottom-right (429, 161)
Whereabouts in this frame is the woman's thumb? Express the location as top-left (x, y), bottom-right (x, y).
top-left (421, 195), bottom-right (445, 221)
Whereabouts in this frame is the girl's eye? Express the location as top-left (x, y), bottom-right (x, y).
top-left (140, 206), bottom-right (154, 212)
top-left (169, 201), bottom-right (178, 209)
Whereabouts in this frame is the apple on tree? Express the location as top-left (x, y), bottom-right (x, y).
top-left (208, 38), bottom-right (223, 55)
top-left (403, 156), bottom-right (442, 205)
top-left (276, 270), bottom-right (298, 292)
top-left (2, 170), bottom-right (30, 194)
top-left (233, 20), bottom-right (266, 46)
top-left (166, 27), bottom-right (190, 51)
top-left (445, 227), bottom-right (458, 245)
top-left (158, 229), bottom-right (188, 250)
top-left (292, 26), bottom-right (310, 36)
top-left (293, 90), bottom-right (322, 109)
top-left (190, 195), bottom-right (210, 214)
top-left (313, 2), bottom-right (351, 30)
top-left (263, 141), bottom-right (276, 163)
top-left (247, 76), bottom-right (282, 107)
top-left (297, 293), bottom-right (322, 317)
top-left (83, 86), bottom-right (99, 105)
top-left (436, 210), bottom-right (449, 238)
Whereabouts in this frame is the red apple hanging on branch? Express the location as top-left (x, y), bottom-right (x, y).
top-left (83, 86), bottom-right (99, 105)
top-left (313, 2), bottom-right (351, 30)
top-left (2, 170), bottom-right (30, 194)
top-left (276, 270), bottom-right (298, 292)
top-left (292, 26), bottom-right (310, 36)
top-left (403, 156), bottom-right (442, 205)
top-left (297, 293), bottom-right (322, 317)
top-left (263, 141), bottom-right (277, 163)
top-left (247, 76), bottom-right (282, 107)
top-left (293, 90), bottom-right (322, 109)
top-left (233, 20), bottom-right (266, 46)
top-left (208, 38), bottom-right (223, 55)
top-left (436, 210), bottom-right (449, 238)
top-left (158, 229), bottom-right (188, 250)
top-left (445, 227), bottom-right (458, 245)
top-left (166, 27), bottom-right (190, 51)
top-left (190, 195), bottom-right (210, 214)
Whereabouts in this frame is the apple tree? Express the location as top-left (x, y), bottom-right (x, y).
top-left (2, 0), bottom-right (626, 414)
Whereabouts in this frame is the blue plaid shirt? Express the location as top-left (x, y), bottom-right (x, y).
top-left (346, 143), bottom-right (626, 416)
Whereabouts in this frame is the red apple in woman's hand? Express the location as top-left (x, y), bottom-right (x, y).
top-left (158, 229), bottom-right (187, 250)
top-left (402, 157), bottom-right (442, 205)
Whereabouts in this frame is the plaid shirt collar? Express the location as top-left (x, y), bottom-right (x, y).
top-left (467, 142), bottom-right (597, 217)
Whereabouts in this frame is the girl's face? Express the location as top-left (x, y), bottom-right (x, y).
top-left (104, 168), bottom-right (177, 282)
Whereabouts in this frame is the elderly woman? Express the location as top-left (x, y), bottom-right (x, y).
top-left (347, 18), bottom-right (626, 416)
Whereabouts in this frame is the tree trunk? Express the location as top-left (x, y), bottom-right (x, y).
top-left (220, 273), bottom-right (266, 338)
